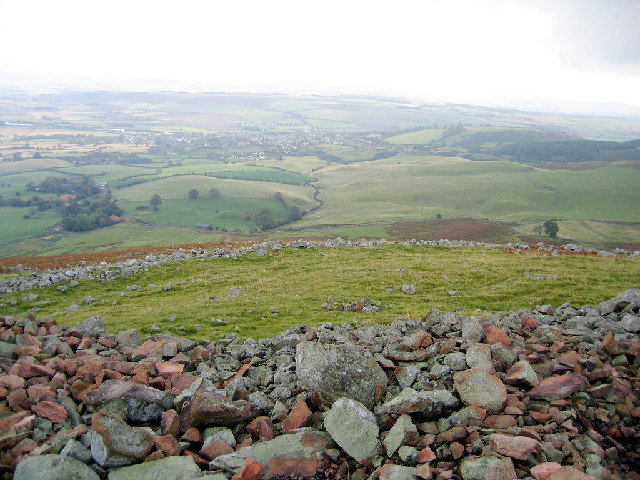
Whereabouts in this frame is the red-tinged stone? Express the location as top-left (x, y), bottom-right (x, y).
top-left (232, 457), bottom-right (265, 480)
top-left (188, 390), bottom-right (259, 428)
top-left (631, 406), bottom-right (640, 418)
top-left (161, 409), bottom-right (180, 437)
top-left (417, 446), bottom-right (436, 463)
top-left (104, 369), bottom-right (125, 380)
top-left (281, 399), bottom-right (312, 433)
top-left (58, 359), bottom-right (79, 376)
top-left (530, 462), bottom-right (564, 480)
top-left (171, 374), bottom-right (198, 393)
top-left (14, 345), bottom-right (41, 357)
top-left (247, 416), bottom-right (276, 440)
top-left (414, 463), bottom-right (433, 479)
top-left (32, 401), bottom-right (67, 423)
top-left (236, 436), bottom-right (253, 450)
top-left (7, 389), bottom-right (28, 411)
top-left (522, 316), bottom-right (538, 330)
top-left (70, 379), bottom-right (95, 402)
top-left (0, 374), bottom-right (25, 390)
top-left (155, 361), bottom-right (184, 377)
top-left (65, 336), bottom-right (81, 348)
top-left (528, 373), bottom-right (588, 400)
top-left (601, 332), bottom-right (621, 355)
top-left (98, 338), bottom-right (117, 348)
top-left (10, 437), bottom-right (36, 457)
top-left (136, 340), bottom-right (164, 357)
top-left (268, 455), bottom-right (319, 477)
top-left (144, 450), bottom-right (165, 462)
top-left (0, 411), bottom-right (32, 433)
top-left (484, 414), bottom-right (517, 429)
top-left (483, 325), bottom-right (512, 346)
top-left (11, 360), bottom-right (55, 379)
top-left (450, 442), bottom-right (465, 459)
top-left (191, 345), bottom-right (210, 362)
top-left (548, 466), bottom-right (597, 480)
top-left (490, 434), bottom-right (540, 461)
top-left (149, 377), bottom-right (164, 389)
top-left (181, 427), bottom-right (202, 444)
top-left (438, 426), bottom-right (466, 443)
top-left (0, 387), bottom-right (7, 399)
top-left (26, 384), bottom-right (55, 402)
top-left (199, 438), bottom-right (234, 460)
top-left (183, 450), bottom-right (210, 468)
top-left (223, 363), bottom-right (252, 388)
top-left (153, 434), bottom-right (180, 456)
top-left (530, 410), bottom-right (552, 423)
top-left (132, 369), bottom-right (150, 385)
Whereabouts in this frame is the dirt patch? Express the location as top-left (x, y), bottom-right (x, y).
top-left (0, 240), bottom-right (255, 271)
top-left (386, 218), bottom-right (515, 242)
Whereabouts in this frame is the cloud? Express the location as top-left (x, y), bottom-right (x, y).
top-left (545, 0), bottom-right (640, 74)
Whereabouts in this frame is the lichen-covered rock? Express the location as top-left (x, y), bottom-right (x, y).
top-left (107, 456), bottom-right (201, 480)
top-left (211, 429), bottom-right (333, 474)
top-left (453, 369), bottom-right (507, 414)
top-left (14, 454), bottom-right (100, 480)
top-left (90, 410), bottom-right (154, 467)
top-left (295, 341), bottom-right (387, 409)
top-left (375, 388), bottom-right (458, 417)
top-left (324, 397), bottom-right (380, 462)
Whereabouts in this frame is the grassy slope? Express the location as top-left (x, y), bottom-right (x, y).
top-left (296, 156), bottom-right (640, 226)
top-left (4, 244), bottom-right (639, 341)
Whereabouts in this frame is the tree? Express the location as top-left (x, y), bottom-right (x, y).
top-left (208, 188), bottom-right (220, 199)
top-left (150, 194), bottom-right (162, 211)
top-left (543, 220), bottom-right (559, 238)
top-left (188, 189), bottom-right (199, 200)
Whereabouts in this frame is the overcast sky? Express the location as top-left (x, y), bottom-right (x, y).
top-left (1, 0), bottom-right (639, 109)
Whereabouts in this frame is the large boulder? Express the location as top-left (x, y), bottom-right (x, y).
top-left (324, 397), bottom-right (380, 462)
top-left (90, 410), bottom-right (154, 467)
top-left (295, 341), bottom-right (387, 409)
top-left (14, 454), bottom-right (100, 480)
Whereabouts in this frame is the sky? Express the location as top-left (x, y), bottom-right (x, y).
top-left (1, 0), bottom-right (639, 110)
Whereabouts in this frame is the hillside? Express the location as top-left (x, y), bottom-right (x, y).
top-left (0, 241), bottom-right (639, 479)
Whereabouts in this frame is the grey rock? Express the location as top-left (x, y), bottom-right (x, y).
top-left (324, 397), bottom-right (380, 462)
top-left (398, 445), bottom-right (418, 464)
top-left (67, 304), bottom-right (82, 313)
top-left (227, 287), bottom-right (243, 297)
top-left (396, 365), bottom-right (421, 389)
top-left (295, 341), bottom-right (387, 409)
top-left (211, 429), bottom-right (333, 473)
top-left (0, 341), bottom-right (17, 357)
top-left (401, 284), bottom-right (417, 295)
top-left (376, 388), bottom-right (458, 418)
top-left (203, 427), bottom-right (237, 448)
top-left (444, 352), bottom-right (468, 371)
top-left (491, 343), bottom-right (517, 366)
top-left (76, 316), bottom-right (105, 336)
top-left (81, 296), bottom-right (97, 305)
top-left (383, 414), bottom-right (417, 457)
top-left (453, 369), bottom-right (507, 414)
top-left (461, 456), bottom-right (516, 480)
top-left (147, 334), bottom-right (195, 352)
top-left (60, 438), bottom-right (92, 464)
top-left (107, 456), bottom-right (201, 480)
top-left (14, 454), bottom-right (99, 480)
top-left (622, 314), bottom-right (640, 333)
top-left (90, 410), bottom-right (154, 467)
top-left (461, 317), bottom-right (484, 343)
top-left (599, 288), bottom-right (640, 315)
top-left (115, 329), bottom-right (142, 348)
top-left (84, 379), bottom-right (173, 409)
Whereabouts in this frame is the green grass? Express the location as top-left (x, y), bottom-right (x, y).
top-left (0, 208), bottom-right (59, 245)
top-left (4, 244), bottom-right (639, 341)
top-left (295, 155), bottom-right (640, 227)
top-left (125, 197), bottom-right (289, 231)
top-left (386, 129), bottom-right (446, 144)
top-left (2, 223), bottom-right (225, 256)
top-left (514, 220), bottom-right (640, 247)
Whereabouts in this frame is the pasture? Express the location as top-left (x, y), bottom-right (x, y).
top-left (4, 243), bottom-right (639, 341)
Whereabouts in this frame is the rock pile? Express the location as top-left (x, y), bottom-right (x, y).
top-left (1, 289), bottom-right (639, 479)
top-left (320, 298), bottom-right (381, 312)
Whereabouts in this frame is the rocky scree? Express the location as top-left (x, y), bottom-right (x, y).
top-left (0, 289), bottom-right (639, 479)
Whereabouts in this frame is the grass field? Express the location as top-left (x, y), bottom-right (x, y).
top-left (386, 129), bottom-right (446, 144)
top-left (3, 244), bottom-right (639, 341)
